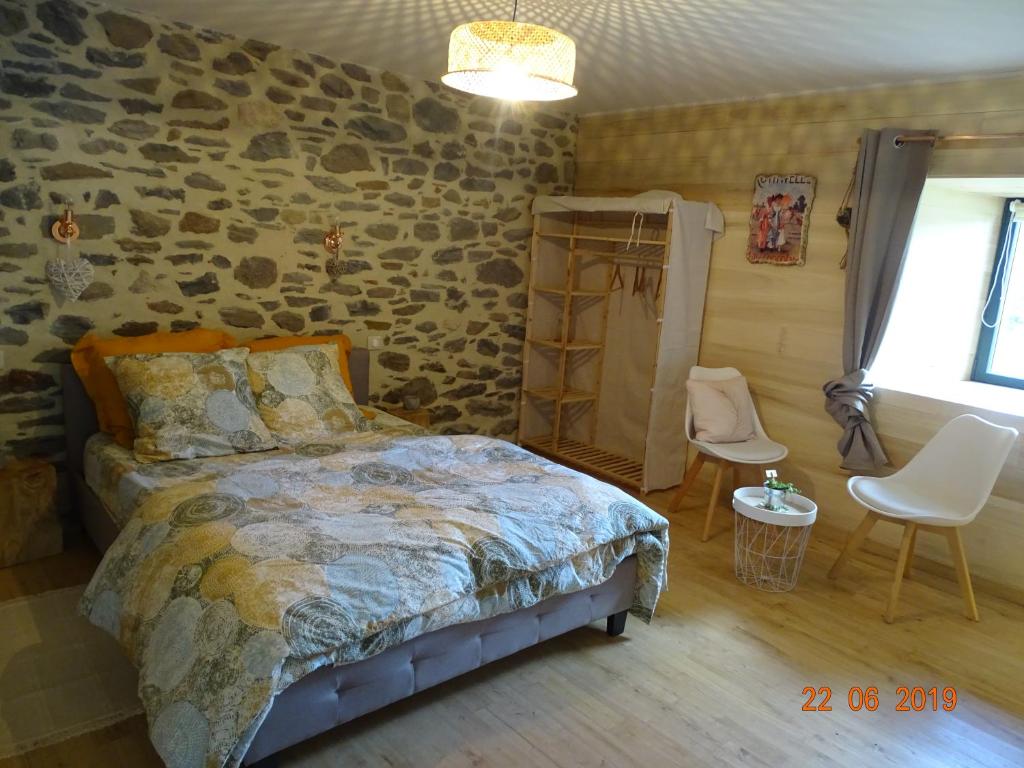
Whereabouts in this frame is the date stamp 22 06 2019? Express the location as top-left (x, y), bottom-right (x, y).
top-left (802, 686), bottom-right (958, 712)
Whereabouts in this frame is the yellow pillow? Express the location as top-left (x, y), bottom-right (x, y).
top-left (71, 328), bottom-right (236, 448)
top-left (244, 332), bottom-right (365, 400)
top-left (246, 344), bottom-right (368, 446)
top-left (107, 348), bottom-right (275, 462)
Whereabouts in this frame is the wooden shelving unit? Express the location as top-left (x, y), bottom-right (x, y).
top-left (522, 436), bottom-right (644, 488)
top-left (524, 387), bottom-right (597, 403)
top-left (538, 232), bottom-right (669, 246)
top-left (535, 286), bottom-right (609, 297)
top-left (518, 207), bottom-right (674, 492)
top-left (527, 338), bottom-right (603, 350)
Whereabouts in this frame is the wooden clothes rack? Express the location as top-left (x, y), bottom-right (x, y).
top-left (518, 206), bottom-right (674, 492)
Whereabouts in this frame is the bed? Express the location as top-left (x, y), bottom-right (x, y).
top-left (61, 350), bottom-right (669, 768)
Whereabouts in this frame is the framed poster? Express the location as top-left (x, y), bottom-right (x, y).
top-left (747, 174), bottom-right (816, 266)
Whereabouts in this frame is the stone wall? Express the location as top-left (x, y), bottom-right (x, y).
top-left (0, 0), bottom-right (577, 469)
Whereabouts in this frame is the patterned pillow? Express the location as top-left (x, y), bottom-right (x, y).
top-left (245, 343), bottom-right (368, 446)
top-left (106, 347), bottom-right (276, 462)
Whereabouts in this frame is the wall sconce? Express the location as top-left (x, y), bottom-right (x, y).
top-left (323, 224), bottom-right (345, 279)
top-left (50, 201), bottom-right (81, 243)
top-left (46, 201), bottom-right (94, 302)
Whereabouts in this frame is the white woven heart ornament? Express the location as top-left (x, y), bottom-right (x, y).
top-left (46, 256), bottom-right (95, 301)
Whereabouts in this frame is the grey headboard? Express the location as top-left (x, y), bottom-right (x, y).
top-left (349, 347), bottom-right (370, 406)
top-left (62, 362), bottom-right (100, 479)
top-left (60, 346), bottom-right (370, 478)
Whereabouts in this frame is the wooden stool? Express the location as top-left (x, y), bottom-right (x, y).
top-left (0, 458), bottom-right (62, 567)
top-left (383, 407), bottom-right (431, 428)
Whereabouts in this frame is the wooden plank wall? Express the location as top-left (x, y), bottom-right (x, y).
top-left (576, 73), bottom-right (1024, 598)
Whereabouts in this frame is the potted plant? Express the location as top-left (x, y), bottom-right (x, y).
top-left (763, 470), bottom-right (800, 511)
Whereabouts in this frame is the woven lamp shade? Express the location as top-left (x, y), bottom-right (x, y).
top-left (442, 21), bottom-right (577, 102)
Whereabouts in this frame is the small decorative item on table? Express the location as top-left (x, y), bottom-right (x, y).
top-left (762, 468), bottom-right (800, 511)
top-left (732, 476), bottom-right (817, 592)
top-left (386, 407), bottom-right (431, 429)
top-left (0, 458), bottom-right (62, 568)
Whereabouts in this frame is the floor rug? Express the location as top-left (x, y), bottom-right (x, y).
top-left (0, 585), bottom-right (142, 758)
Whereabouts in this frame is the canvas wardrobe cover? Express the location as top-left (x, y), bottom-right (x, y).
top-left (531, 191), bottom-right (724, 490)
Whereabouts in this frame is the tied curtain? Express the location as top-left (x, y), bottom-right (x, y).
top-left (824, 128), bottom-right (935, 470)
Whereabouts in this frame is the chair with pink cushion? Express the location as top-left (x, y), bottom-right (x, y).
top-left (668, 366), bottom-right (787, 541)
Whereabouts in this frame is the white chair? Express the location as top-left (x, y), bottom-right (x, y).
top-left (668, 366), bottom-right (788, 541)
top-left (829, 414), bottom-right (1018, 623)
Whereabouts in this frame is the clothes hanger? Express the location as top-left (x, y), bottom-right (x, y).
top-left (627, 211), bottom-right (648, 296)
top-left (611, 263), bottom-right (625, 293)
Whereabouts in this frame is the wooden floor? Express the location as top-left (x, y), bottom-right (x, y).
top-left (2, 486), bottom-right (1023, 768)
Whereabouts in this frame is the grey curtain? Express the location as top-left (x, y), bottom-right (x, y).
top-left (824, 128), bottom-right (935, 470)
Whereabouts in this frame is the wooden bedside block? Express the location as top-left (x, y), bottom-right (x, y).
top-left (386, 408), bottom-right (431, 428)
top-left (0, 458), bottom-right (62, 568)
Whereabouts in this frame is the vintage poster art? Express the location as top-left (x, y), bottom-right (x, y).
top-left (747, 174), bottom-right (816, 266)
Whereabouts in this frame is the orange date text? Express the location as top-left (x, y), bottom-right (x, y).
top-left (801, 686), bottom-right (957, 712)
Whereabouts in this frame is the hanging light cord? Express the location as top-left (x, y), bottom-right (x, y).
top-left (512, 0), bottom-right (519, 21)
top-left (980, 200), bottom-right (1022, 329)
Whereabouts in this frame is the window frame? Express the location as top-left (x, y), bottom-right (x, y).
top-left (972, 198), bottom-right (1024, 390)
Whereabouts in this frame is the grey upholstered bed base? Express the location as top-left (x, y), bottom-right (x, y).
top-left (60, 356), bottom-right (635, 766)
top-left (245, 558), bottom-right (634, 764)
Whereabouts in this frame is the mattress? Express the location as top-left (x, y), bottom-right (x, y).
top-left (83, 408), bottom-right (424, 527)
top-left (81, 425), bottom-right (670, 768)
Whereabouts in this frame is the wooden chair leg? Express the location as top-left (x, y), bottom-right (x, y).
top-left (945, 528), bottom-right (980, 622)
top-left (668, 452), bottom-right (706, 513)
top-left (828, 511), bottom-right (878, 579)
top-left (731, 463), bottom-right (740, 492)
top-left (701, 460), bottom-right (727, 542)
top-left (885, 522), bottom-right (917, 624)
top-left (903, 525), bottom-right (918, 579)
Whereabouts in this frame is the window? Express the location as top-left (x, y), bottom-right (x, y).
top-left (872, 179), bottom-right (1007, 390)
top-left (973, 199), bottom-right (1024, 389)
top-left (873, 180), bottom-right (1024, 414)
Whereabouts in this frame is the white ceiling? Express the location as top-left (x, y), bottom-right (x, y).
top-left (103, 0), bottom-right (1024, 114)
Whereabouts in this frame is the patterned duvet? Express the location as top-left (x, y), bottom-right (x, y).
top-left (80, 424), bottom-right (669, 768)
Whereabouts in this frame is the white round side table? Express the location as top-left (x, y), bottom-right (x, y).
top-left (732, 487), bottom-right (817, 592)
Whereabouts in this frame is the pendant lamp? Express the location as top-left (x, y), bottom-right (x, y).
top-left (442, 1), bottom-right (577, 102)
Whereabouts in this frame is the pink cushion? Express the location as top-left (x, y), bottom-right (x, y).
top-left (687, 376), bottom-right (757, 443)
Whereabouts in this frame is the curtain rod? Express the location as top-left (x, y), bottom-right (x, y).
top-left (894, 132), bottom-right (1024, 147)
